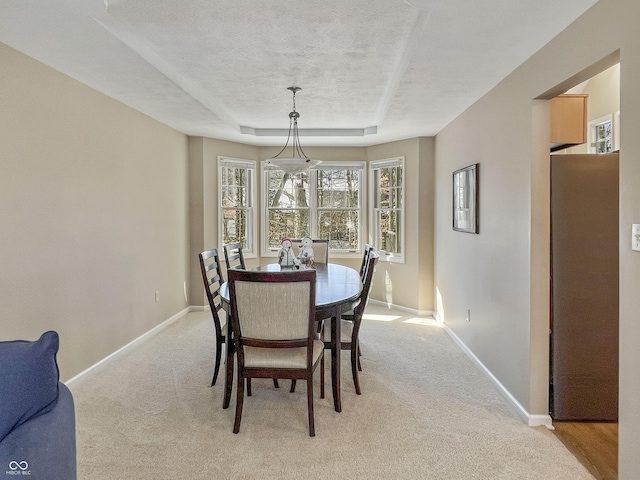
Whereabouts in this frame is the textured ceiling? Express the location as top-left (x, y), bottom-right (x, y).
top-left (1, 0), bottom-right (598, 146)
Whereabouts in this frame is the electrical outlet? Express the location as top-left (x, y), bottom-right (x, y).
top-left (155, 291), bottom-right (160, 303)
top-left (466, 309), bottom-right (471, 322)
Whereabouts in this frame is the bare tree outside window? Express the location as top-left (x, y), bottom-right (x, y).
top-left (267, 170), bottom-right (311, 249)
top-left (265, 164), bottom-right (364, 252)
top-left (220, 158), bottom-right (255, 252)
top-left (595, 120), bottom-right (613, 153)
top-left (371, 158), bottom-right (404, 261)
top-left (317, 169), bottom-right (360, 250)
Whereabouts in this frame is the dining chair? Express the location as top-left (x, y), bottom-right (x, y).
top-left (348, 244), bottom-right (374, 368)
top-left (200, 247), bottom-right (279, 404)
top-left (291, 248), bottom-right (378, 398)
top-left (228, 268), bottom-right (323, 436)
top-left (285, 238), bottom-right (329, 394)
top-left (359, 244), bottom-right (374, 280)
top-left (198, 248), bottom-right (234, 407)
top-left (322, 250), bottom-right (379, 395)
top-left (291, 239), bottom-right (329, 264)
top-left (334, 246), bottom-right (375, 323)
top-left (223, 242), bottom-right (245, 271)
top-left (332, 242), bottom-right (373, 318)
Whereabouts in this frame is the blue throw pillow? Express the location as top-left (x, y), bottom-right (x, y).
top-left (0, 331), bottom-right (60, 441)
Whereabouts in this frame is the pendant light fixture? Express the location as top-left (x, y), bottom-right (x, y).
top-left (266, 87), bottom-right (322, 175)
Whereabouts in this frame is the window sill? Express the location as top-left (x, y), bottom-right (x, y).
top-left (378, 253), bottom-right (405, 264)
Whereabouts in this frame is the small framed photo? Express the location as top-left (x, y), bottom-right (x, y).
top-left (452, 163), bottom-right (479, 234)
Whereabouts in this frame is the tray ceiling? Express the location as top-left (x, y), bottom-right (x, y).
top-left (0, 0), bottom-right (599, 146)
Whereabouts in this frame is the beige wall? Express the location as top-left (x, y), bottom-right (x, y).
top-left (368, 138), bottom-right (435, 313)
top-left (586, 63), bottom-right (621, 121)
top-left (434, 0), bottom-right (640, 475)
top-left (0, 42), bottom-right (190, 381)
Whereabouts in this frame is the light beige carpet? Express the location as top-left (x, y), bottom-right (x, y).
top-left (69, 304), bottom-right (593, 479)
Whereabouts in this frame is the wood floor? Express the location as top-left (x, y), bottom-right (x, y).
top-left (552, 422), bottom-right (618, 480)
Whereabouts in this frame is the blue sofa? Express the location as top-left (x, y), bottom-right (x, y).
top-left (0, 331), bottom-right (76, 479)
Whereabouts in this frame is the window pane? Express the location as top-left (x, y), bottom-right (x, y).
top-left (380, 168), bottom-right (390, 188)
top-left (221, 185), bottom-right (230, 205)
top-left (227, 187), bottom-right (246, 207)
top-left (377, 210), bottom-right (401, 254)
top-left (378, 167), bottom-right (390, 208)
top-left (222, 209), bottom-right (247, 246)
top-left (266, 168), bottom-right (312, 248)
top-left (222, 167), bottom-right (250, 207)
top-left (268, 172), bottom-right (310, 208)
top-left (318, 210), bottom-right (359, 250)
top-left (267, 210), bottom-right (310, 249)
top-left (395, 166), bottom-right (403, 187)
top-left (317, 169), bottom-right (360, 209)
top-left (345, 169), bottom-right (360, 208)
top-left (317, 170), bottom-right (331, 207)
top-left (347, 175), bottom-right (360, 208)
top-left (594, 121), bottom-right (613, 154)
top-left (393, 186), bottom-right (402, 209)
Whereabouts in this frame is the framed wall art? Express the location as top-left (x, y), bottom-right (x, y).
top-left (452, 163), bottom-right (479, 234)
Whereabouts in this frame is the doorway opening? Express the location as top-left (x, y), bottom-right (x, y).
top-left (549, 63), bottom-right (620, 480)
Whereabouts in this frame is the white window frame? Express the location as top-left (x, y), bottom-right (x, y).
top-left (614, 110), bottom-right (621, 151)
top-left (261, 161), bottom-right (366, 258)
top-left (587, 114), bottom-right (614, 154)
top-left (218, 157), bottom-right (257, 258)
top-left (369, 157), bottom-right (405, 264)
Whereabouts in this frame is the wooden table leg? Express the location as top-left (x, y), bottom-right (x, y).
top-left (331, 314), bottom-right (341, 412)
top-left (222, 339), bottom-right (234, 409)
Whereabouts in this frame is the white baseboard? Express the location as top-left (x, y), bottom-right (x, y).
top-left (66, 306), bottom-right (194, 387)
top-left (442, 323), bottom-right (552, 428)
top-left (368, 298), bottom-right (434, 318)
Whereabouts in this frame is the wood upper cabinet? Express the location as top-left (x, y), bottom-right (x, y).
top-left (550, 94), bottom-right (588, 149)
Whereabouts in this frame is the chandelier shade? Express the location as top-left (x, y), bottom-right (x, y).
top-left (265, 87), bottom-right (322, 175)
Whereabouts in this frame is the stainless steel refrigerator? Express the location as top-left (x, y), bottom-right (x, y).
top-left (550, 152), bottom-right (619, 421)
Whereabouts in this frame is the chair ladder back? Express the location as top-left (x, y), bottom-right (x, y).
top-left (359, 244), bottom-right (374, 280)
top-left (198, 248), bottom-right (229, 388)
top-left (354, 251), bottom-right (379, 319)
top-left (290, 239), bottom-right (329, 263)
top-left (223, 242), bottom-right (246, 270)
top-left (198, 249), bottom-right (224, 322)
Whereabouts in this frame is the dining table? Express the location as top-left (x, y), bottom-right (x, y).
top-left (219, 262), bottom-right (362, 413)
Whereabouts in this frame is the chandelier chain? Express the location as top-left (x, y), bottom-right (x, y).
top-left (265, 86), bottom-right (322, 175)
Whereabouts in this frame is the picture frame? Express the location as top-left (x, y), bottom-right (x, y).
top-left (452, 163), bottom-right (479, 234)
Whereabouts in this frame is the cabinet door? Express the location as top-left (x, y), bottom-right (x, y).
top-left (550, 94), bottom-right (588, 145)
